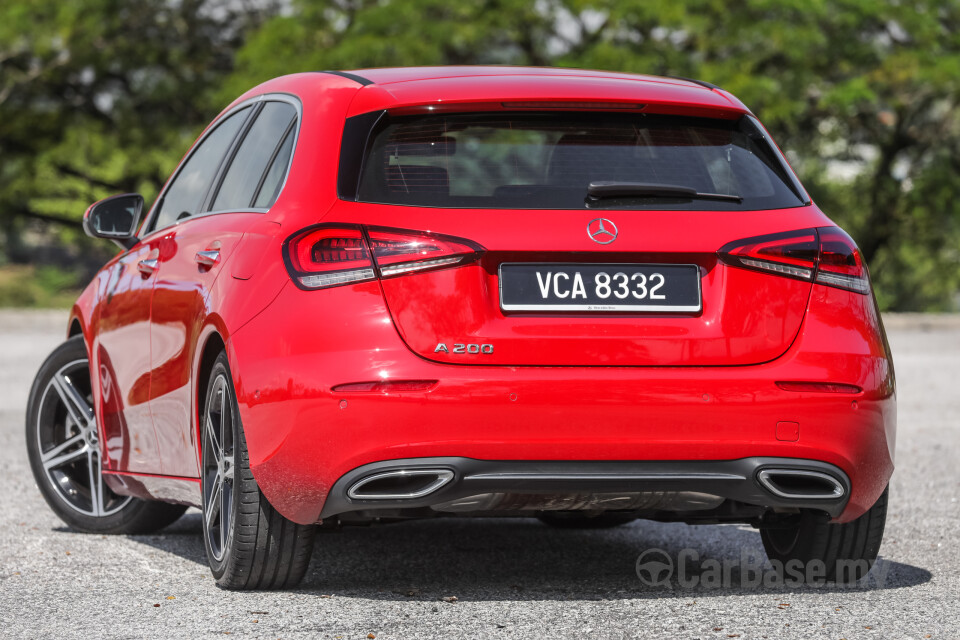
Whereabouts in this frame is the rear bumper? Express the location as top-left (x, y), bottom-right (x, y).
top-left (320, 456), bottom-right (851, 519)
top-left (228, 281), bottom-right (896, 526)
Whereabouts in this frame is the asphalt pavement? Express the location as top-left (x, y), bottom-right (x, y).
top-left (0, 310), bottom-right (957, 639)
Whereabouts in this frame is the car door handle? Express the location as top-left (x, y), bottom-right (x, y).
top-left (195, 250), bottom-right (220, 268)
top-left (137, 258), bottom-right (159, 276)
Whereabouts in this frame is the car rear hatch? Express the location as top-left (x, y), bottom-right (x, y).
top-left (308, 106), bottom-right (840, 367)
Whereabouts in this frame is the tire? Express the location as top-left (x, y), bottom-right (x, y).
top-left (537, 511), bottom-right (639, 529)
top-left (760, 486), bottom-right (888, 584)
top-left (200, 351), bottom-right (315, 590)
top-left (26, 335), bottom-right (187, 534)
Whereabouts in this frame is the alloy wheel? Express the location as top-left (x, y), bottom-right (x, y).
top-left (35, 359), bottom-right (132, 517)
top-left (202, 373), bottom-right (235, 562)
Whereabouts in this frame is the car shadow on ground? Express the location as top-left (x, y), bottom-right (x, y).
top-left (125, 511), bottom-right (931, 600)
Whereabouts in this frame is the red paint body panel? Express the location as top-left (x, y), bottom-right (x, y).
top-left (230, 277), bottom-right (893, 525)
top-left (343, 66), bottom-right (747, 118)
top-left (347, 77), bottom-right (745, 120)
top-left (148, 212), bottom-right (260, 477)
top-left (93, 243), bottom-right (163, 473)
top-left (64, 67), bottom-right (895, 529)
top-left (378, 260), bottom-right (811, 366)
top-left (311, 202), bottom-right (833, 366)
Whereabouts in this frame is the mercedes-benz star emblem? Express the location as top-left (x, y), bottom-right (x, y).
top-left (587, 218), bottom-right (618, 244)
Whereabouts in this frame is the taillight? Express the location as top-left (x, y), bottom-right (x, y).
top-left (283, 224), bottom-right (483, 290)
top-left (366, 228), bottom-right (482, 278)
top-left (283, 226), bottom-right (376, 289)
top-left (718, 227), bottom-right (870, 294)
top-left (815, 227), bottom-right (870, 294)
top-left (718, 229), bottom-right (819, 281)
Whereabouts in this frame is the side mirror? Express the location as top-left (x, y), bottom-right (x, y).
top-left (83, 193), bottom-right (144, 249)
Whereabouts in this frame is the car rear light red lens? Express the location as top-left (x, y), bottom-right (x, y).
top-left (367, 227), bottom-right (483, 278)
top-left (815, 227), bottom-right (870, 294)
top-left (718, 229), bottom-right (819, 281)
top-left (284, 225), bottom-right (483, 289)
top-left (331, 380), bottom-right (438, 393)
top-left (283, 226), bottom-right (376, 289)
top-left (776, 381), bottom-right (862, 394)
top-left (718, 227), bottom-right (870, 295)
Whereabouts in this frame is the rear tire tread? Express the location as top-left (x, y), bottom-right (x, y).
top-left (761, 486), bottom-right (888, 584)
top-left (203, 352), bottom-right (315, 590)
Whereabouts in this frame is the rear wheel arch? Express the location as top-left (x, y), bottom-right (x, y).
top-left (68, 318), bottom-right (83, 339)
top-left (196, 330), bottom-right (228, 457)
top-left (194, 318), bottom-right (276, 507)
top-left (199, 349), bottom-right (316, 589)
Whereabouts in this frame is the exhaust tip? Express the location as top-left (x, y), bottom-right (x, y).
top-left (347, 469), bottom-right (454, 500)
top-left (757, 469), bottom-right (845, 500)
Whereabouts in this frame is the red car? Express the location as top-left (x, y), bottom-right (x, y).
top-left (26, 67), bottom-right (895, 590)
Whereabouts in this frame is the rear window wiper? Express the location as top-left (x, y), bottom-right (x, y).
top-left (587, 181), bottom-right (743, 203)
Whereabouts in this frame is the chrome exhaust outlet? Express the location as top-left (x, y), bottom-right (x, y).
top-left (757, 469), bottom-right (845, 500)
top-left (347, 469), bottom-right (454, 500)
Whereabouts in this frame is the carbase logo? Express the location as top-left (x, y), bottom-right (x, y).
top-left (636, 548), bottom-right (891, 589)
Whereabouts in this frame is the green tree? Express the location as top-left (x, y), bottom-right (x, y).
top-left (228, 0), bottom-right (960, 310)
top-left (3, 0), bottom-right (959, 309)
top-left (0, 0), bottom-right (279, 274)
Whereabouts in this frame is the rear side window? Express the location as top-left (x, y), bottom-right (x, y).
top-left (352, 113), bottom-right (806, 211)
top-left (253, 129), bottom-right (295, 208)
top-left (152, 107), bottom-right (250, 231)
top-left (212, 101), bottom-right (297, 211)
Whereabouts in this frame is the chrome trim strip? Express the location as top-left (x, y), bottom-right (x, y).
top-left (466, 472), bottom-right (746, 482)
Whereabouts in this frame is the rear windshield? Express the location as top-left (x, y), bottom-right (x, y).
top-left (349, 112), bottom-right (807, 211)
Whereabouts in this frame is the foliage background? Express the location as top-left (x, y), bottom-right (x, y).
top-left (2, 0), bottom-right (958, 309)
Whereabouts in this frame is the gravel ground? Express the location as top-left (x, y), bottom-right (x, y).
top-left (0, 310), bottom-right (957, 639)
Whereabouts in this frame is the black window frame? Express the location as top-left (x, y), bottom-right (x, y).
top-left (207, 100), bottom-right (299, 213)
top-left (139, 93), bottom-right (302, 238)
top-left (251, 121), bottom-right (297, 209)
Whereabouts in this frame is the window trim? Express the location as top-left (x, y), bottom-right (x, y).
top-left (139, 92), bottom-right (302, 239)
top-left (143, 104), bottom-right (253, 236)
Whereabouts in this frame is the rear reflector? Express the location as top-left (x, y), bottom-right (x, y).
top-left (283, 224), bottom-right (483, 290)
top-left (332, 380), bottom-right (438, 393)
top-left (776, 381), bottom-right (862, 394)
top-left (718, 227), bottom-right (870, 294)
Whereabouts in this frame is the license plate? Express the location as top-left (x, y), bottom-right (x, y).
top-left (499, 263), bottom-right (702, 312)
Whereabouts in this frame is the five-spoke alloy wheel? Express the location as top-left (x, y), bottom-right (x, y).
top-left (37, 357), bottom-right (131, 517)
top-left (26, 336), bottom-right (186, 533)
top-left (202, 373), bottom-right (235, 563)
